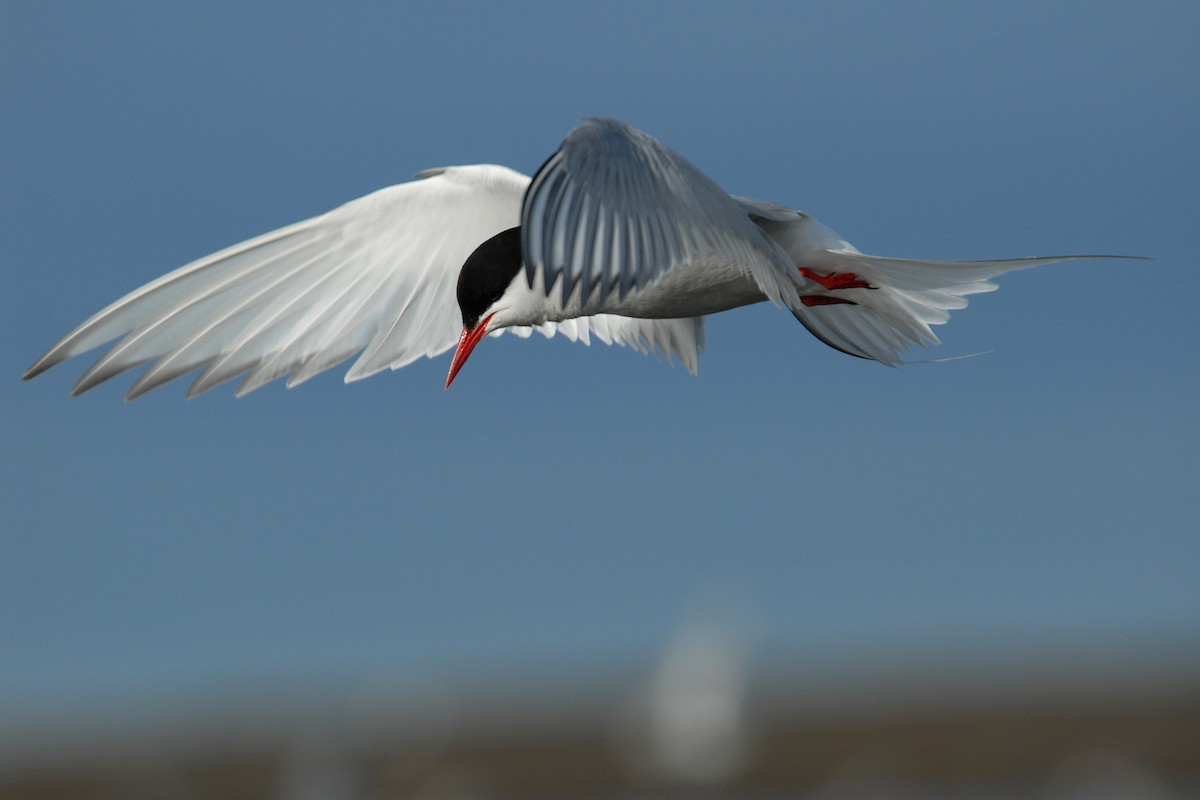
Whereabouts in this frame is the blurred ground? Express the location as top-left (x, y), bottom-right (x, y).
top-left (3, 634), bottom-right (1197, 800)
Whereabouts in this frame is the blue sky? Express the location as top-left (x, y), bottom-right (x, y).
top-left (3, 2), bottom-right (1198, 718)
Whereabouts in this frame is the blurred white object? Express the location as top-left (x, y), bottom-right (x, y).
top-left (275, 730), bottom-right (360, 800)
top-left (1046, 749), bottom-right (1176, 800)
top-left (612, 618), bottom-right (754, 785)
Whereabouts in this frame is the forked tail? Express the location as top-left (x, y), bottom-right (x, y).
top-left (788, 250), bottom-right (1107, 364)
top-left (742, 198), bottom-right (1131, 365)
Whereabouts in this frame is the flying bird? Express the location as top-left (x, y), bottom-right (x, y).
top-left (24, 118), bottom-right (1110, 398)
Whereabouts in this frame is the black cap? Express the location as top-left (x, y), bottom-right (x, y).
top-left (456, 226), bottom-right (523, 330)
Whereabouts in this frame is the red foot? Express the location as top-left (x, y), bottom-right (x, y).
top-left (801, 295), bottom-right (856, 307)
top-left (799, 267), bottom-right (874, 291)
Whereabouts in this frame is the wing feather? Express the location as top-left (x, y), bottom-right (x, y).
top-left (505, 314), bottom-right (705, 374)
top-left (521, 118), bottom-right (799, 309)
top-left (25, 165), bottom-right (530, 397)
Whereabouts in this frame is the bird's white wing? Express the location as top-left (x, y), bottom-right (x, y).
top-left (501, 314), bottom-right (706, 374)
top-left (520, 118), bottom-right (799, 308)
top-left (25, 165), bottom-right (529, 399)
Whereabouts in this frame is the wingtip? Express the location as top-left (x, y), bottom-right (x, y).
top-left (70, 365), bottom-right (114, 397)
top-left (22, 350), bottom-right (63, 381)
top-left (123, 381), bottom-right (153, 402)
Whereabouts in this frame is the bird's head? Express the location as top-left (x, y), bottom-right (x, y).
top-left (446, 226), bottom-right (525, 388)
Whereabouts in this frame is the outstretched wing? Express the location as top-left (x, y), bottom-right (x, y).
top-left (520, 118), bottom-right (798, 308)
top-left (24, 165), bottom-right (529, 399)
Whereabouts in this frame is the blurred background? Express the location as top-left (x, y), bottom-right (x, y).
top-left (3, 2), bottom-right (1198, 798)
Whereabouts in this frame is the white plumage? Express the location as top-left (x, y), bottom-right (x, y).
top-left (24, 118), bottom-right (1112, 398)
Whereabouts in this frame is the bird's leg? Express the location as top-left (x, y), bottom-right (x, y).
top-left (798, 267), bottom-right (875, 291)
top-left (800, 295), bottom-right (857, 307)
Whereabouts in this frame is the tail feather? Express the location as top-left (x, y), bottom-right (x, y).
top-left (792, 251), bottom-right (1122, 365)
top-left (741, 197), bottom-right (1139, 364)
top-left (794, 252), bottom-right (1069, 364)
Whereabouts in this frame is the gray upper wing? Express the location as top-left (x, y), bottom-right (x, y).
top-left (520, 119), bottom-right (799, 308)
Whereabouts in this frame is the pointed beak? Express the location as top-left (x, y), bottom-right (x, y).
top-left (445, 313), bottom-right (494, 389)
